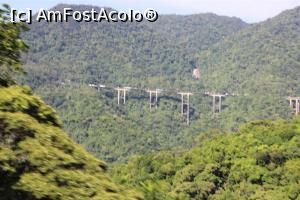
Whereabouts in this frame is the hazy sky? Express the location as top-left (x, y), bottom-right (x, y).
top-left (8, 0), bottom-right (300, 23)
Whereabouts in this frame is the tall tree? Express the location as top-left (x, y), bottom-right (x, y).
top-left (0, 4), bottom-right (28, 86)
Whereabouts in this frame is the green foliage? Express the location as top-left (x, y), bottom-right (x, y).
top-left (197, 7), bottom-right (300, 122)
top-left (111, 118), bottom-right (300, 200)
top-left (21, 4), bottom-right (247, 162)
top-left (1, 4), bottom-right (298, 199)
top-left (0, 86), bottom-right (142, 200)
top-left (0, 85), bottom-right (61, 126)
top-left (0, 4), bottom-right (28, 86)
top-left (21, 4), bottom-right (300, 163)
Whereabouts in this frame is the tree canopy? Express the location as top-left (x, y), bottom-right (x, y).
top-left (111, 118), bottom-right (300, 199)
top-left (0, 4), bottom-right (28, 86)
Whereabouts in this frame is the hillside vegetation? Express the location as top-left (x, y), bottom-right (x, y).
top-left (1, 3), bottom-right (300, 200)
top-left (22, 5), bottom-right (300, 162)
top-left (0, 86), bottom-right (142, 200)
top-left (0, 85), bottom-right (299, 200)
top-left (197, 6), bottom-right (300, 121)
top-left (111, 118), bottom-right (300, 199)
top-left (0, 8), bottom-right (141, 198)
top-left (24, 4), bottom-right (246, 88)
top-left (21, 4), bottom-right (248, 162)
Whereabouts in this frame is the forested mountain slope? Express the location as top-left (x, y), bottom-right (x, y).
top-left (23, 4), bottom-right (246, 88)
top-left (197, 6), bottom-right (300, 120)
top-left (21, 4), bottom-right (248, 162)
top-left (21, 5), bottom-right (300, 162)
top-left (0, 86), bottom-right (142, 200)
top-left (5, 3), bottom-right (299, 199)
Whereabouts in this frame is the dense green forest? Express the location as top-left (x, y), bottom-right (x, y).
top-left (1, 3), bottom-right (300, 200)
top-left (21, 4), bottom-right (249, 162)
top-left (2, 85), bottom-right (298, 199)
top-left (22, 4), bottom-right (300, 162)
top-left (0, 6), bottom-right (141, 199)
top-left (111, 118), bottom-right (300, 199)
top-left (197, 6), bottom-right (300, 121)
top-left (0, 86), bottom-right (141, 199)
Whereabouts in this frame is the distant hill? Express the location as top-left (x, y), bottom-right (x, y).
top-left (23, 4), bottom-right (247, 88)
top-left (21, 4), bottom-right (300, 162)
top-left (0, 86), bottom-right (141, 199)
top-left (197, 6), bottom-right (300, 121)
